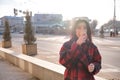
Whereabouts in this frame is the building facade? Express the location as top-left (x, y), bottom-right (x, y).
top-left (0, 19), bottom-right (4, 34)
top-left (1, 16), bottom-right (24, 32)
top-left (0, 14), bottom-right (64, 34)
top-left (33, 14), bottom-right (63, 33)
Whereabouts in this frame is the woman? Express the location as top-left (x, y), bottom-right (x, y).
top-left (59, 19), bottom-right (101, 80)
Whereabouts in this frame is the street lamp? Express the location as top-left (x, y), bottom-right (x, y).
top-left (113, 0), bottom-right (116, 37)
top-left (13, 8), bottom-right (33, 32)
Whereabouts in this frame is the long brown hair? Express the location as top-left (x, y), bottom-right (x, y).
top-left (71, 19), bottom-right (92, 42)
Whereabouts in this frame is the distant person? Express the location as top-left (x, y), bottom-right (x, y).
top-left (59, 19), bottom-right (102, 80)
top-left (116, 30), bottom-right (118, 36)
top-left (113, 31), bottom-right (115, 37)
top-left (110, 31), bottom-right (112, 37)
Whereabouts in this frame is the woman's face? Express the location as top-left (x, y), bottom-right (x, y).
top-left (75, 22), bottom-right (87, 38)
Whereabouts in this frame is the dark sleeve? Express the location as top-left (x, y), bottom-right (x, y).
top-left (59, 41), bottom-right (80, 68)
top-left (92, 46), bottom-right (102, 75)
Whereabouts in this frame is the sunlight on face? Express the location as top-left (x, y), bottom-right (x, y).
top-left (76, 22), bottom-right (87, 38)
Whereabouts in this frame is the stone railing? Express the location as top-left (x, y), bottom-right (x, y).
top-left (0, 48), bottom-right (65, 80)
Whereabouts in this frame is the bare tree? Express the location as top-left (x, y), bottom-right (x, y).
top-left (100, 26), bottom-right (104, 38)
top-left (90, 20), bottom-right (98, 35)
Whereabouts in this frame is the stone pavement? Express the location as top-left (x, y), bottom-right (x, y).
top-left (0, 57), bottom-right (39, 80)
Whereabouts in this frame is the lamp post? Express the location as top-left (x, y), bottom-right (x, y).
top-left (13, 8), bottom-right (34, 32)
top-left (113, 0), bottom-right (116, 37)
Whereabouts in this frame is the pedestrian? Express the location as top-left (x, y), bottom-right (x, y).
top-left (110, 31), bottom-right (112, 37)
top-left (116, 30), bottom-right (118, 36)
top-left (59, 19), bottom-right (102, 80)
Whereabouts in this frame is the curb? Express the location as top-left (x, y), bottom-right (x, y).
top-left (95, 76), bottom-right (107, 80)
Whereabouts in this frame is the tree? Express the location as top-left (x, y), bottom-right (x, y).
top-left (2, 20), bottom-right (12, 48)
top-left (99, 26), bottom-right (104, 38)
top-left (23, 11), bottom-right (36, 45)
top-left (90, 20), bottom-right (98, 35)
top-left (22, 11), bottom-right (37, 55)
top-left (3, 20), bottom-right (11, 41)
top-left (91, 20), bottom-right (98, 29)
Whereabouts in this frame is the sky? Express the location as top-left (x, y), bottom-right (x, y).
top-left (0, 0), bottom-right (120, 28)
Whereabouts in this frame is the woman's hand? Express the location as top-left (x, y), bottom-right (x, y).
top-left (76, 33), bottom-right (87, 45)
top-left (88, 63), bottom-right (95, 72)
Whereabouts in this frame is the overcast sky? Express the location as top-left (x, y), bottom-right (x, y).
top-left (0, 0), bottom-right (120, 28)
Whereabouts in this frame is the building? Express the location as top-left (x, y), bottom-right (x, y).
top-left (0, 14), bottom-right (64, 34)
top-left (71, 17), bottom-right (91, 28)
top-left (33, 14), bottom-right (63, 33)
top-left (103, 20), bottom-right (120, 33)
top-left (72, 17), bottom-right (91, 22)
top-left (0, 18), bottom-right (4, 34)
top-left (63, 20), bottom-right (71, 28)
top-left (0, 19), bottom-right (1, 25)
top-left (1, 16), bottom-right (24, 32)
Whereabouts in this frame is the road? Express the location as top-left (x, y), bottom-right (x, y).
top-left (0, 33), bottom-right (120, 79)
